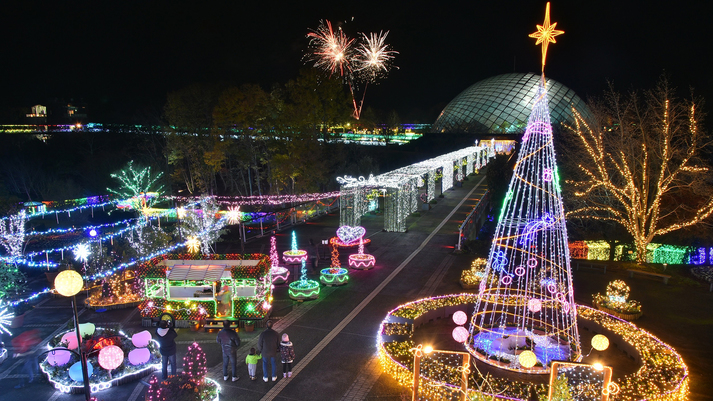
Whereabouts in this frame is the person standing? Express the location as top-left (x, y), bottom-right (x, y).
top-left (280, 333), bottom-right (295, 378)
top-left (257, 320), bottom-right (280, 382)
top-left (308, 239), bottom-right (319, 272)
top-left (155, 320), bottom-right (177, 380)
top-left (245, 347), bottom-right (261, 381)
top-left (217, 283), bottom-right (232, 317)
top-left (216, 320), bottom-right (241, 381)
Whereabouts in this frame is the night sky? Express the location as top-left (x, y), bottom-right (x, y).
top-left (1, 1), bottom-right (712, 123)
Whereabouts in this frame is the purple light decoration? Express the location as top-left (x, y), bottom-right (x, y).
top-left (46, 349), bottom-right (71, 366)
top-left (543, 168), bottom-right (553, 182)
top-left (131, 330), bottom-right (151, 348)
top-left (128, 348), bottom-right (151, 365)
top-left (528, 298), bottom-right (542, 313)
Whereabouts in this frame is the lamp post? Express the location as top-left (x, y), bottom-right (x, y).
top-left (54, 269), bottom-right (91, 401)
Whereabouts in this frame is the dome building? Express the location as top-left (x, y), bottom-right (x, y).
top-left (432, 73), bottom-right (592, 134)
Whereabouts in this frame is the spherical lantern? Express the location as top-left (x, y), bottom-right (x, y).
top-left (46, 349), bottom-right (71, 366)
top-left (452, 311), bottom-right (468, 326)
top-left (518, 350), bottom-right (537, 368)
top-left (591, 334), bottom-right (610, 351)
top-left (128, 348), bottom-right (151, 366)
top-left (131, 330), bottom-right (152, 348)
top-left (98, 345), bottom-right (124, 370)
top-left (54, 270), bottom-right (84, 297)
top-left (527, 298), bottom-right (542, 313)
top-left (452, 326), bottom-right (469, 343)
top-left (61, 331), bottom-right (80, 350)
top-left (69, 361), bottom-right (93, 382)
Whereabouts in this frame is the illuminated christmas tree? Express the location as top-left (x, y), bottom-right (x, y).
top-left (466, 2), bottom-right (580, 372)
top-left (183, 342), bottom-right (207, 384)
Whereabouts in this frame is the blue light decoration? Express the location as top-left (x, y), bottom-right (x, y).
top-left (288, 259), bottom-right (320, 300)
top-left (466, 7), bottom-right (580, 373)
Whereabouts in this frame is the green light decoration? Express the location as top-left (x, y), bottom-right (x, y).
top-left (319, 267), bottom-right (349, 286)
top-left (288, 259), bottom-right (320, 300)
top-left (107, 160), bottom-right (165, 210)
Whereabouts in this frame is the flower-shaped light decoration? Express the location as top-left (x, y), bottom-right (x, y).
top-left (74, 243), bottom-right (91, 264)
top-left (186, 236), bottom-right (201, 254)
top-left (226, 206), bottom-right (241, 225)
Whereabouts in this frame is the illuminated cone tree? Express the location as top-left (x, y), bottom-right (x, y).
top-left (466, 3), bottom-right (580, 372)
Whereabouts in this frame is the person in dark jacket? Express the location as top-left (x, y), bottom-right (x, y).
top-left (155, 320), bottom-right (178, 379)
top-left (308, 239), bottom-right (319, 272)
top-left (216, 320), bottom-right (241, 381)
top-left (280, 333), bottom-right (295, 378)
top-left (257, 320), bottom-right (280, 382)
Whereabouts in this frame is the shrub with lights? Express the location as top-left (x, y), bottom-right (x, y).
top-left (593, 280), bottom-right (642, 320)
top-left (146, 342), bottom-right (220, 401)
top-left (40, 326), bottom-right (161, 394)
top-left (458, 258), bottom-right (489, 289)
top-left (85, 271), bottom-right (141, 309)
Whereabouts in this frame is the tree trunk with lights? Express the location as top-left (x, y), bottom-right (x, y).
top-left (564, 79), bottom-right (713, 263)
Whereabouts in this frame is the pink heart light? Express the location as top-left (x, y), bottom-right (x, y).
top-left (336, 226), bottom-right (366, 245)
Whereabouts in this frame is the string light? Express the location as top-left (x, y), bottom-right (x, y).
top-left (283, 231), bottom-right (307, 264)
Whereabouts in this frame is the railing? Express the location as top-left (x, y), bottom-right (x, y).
top-left (456, 190), bottom-right (491, 251)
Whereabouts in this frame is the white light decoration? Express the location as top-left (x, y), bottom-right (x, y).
top-left (337, 145), bottom-right (492, 232)
top-left (54, 270), bottom-right (84, 297)
top-left (0, 210), bottom-right (26, 259)
top-left (0, 306), bottom-right (14, 335)
top-left (466, 13), bottom-right (580, 371)
top-left (226, 206), bottom-right (241, 225)
top-left (73, 243), bottom-right (90, 264)
top-left (98, 345), bottom-right (124, 371)
top-left (591, 334), bottom-right (609, 351)
top-left (181, 197), bottom-right (226, 254)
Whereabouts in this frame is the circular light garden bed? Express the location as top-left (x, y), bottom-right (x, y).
top-left (319, 268), bottom-right (349, 286)
top-left (378, 293), bottom-right (688, 401)
top-left (288, 279), bottom-right (320, 300)
top-left (283, 250), bottom-right (307, 264)
top-left (40, 327), bottom-right (160, 394)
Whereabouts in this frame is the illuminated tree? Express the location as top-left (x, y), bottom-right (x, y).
top-left (183, 342), bottom-right (207, 384)
top-left (125, 224), bottom-right (172, 260)
top-left (0, 262), bottom-right (27, 299)
top-left (181, 198), bottom-right (227, 254)
top-left (564, 78), bottom-right (713, 263)
top-left (107, 160), bottom-right (164, 210)
top-left (0, 210), bottom-right (26, 259)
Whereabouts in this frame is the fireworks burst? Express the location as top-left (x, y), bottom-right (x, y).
top-left (307, 20), bottom-right (355, 78)
top-left (305, 20), bottom-right (398, 120)
top-left (353, 31), bottom-right (398, 81)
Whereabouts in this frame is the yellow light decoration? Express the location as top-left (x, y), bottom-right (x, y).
top-left (186, 236), bottom-right (201, 254)
top-left (176, 207), bottom-right (187, 219)
top-left (591, 334), bottom-right (609, 351)
top-left (518, 350), bottom-right (537, 368)
top-left (54, 270), bottom-right (84, 297)
top-left (528, 2), bottom-right (564, 71)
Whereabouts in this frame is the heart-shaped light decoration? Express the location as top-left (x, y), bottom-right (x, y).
top-left (336, 226), bottom-right (366, 245)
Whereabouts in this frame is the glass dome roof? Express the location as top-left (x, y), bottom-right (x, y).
top-left (432, 73), bottom-right (592, 134)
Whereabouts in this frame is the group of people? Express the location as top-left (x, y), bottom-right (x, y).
top-left (154, 319), bottom-right (295, 383)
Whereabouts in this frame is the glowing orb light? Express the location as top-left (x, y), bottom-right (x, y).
top-left (593, 362), bottom-right (604, 371)
top-left (128, 348), bottom-right (151, 366)
top-left (98, 345), bottom-right (124, 370)
top-left (423, 345), bottom-right (433, 354)
top-left (518, 350), bottom-right (537, 368)
top-left (54, 270), bottom-right (84, 297)
top-left (528, 298), bottom-right (542, 313)
top-left (46, 349), bottom-right (71, 366)
top-left (61, 331), bottom-right (80, 350)
top-left (78, 322), bottom-right (96, 337)
top-left (452, 326), bottom-right (469, 343)
top-left (452, 310), bottom-right (467, 325)
top-left (591, 334), bottom-right (609, 351)
top-left (89, 229), bottom-right (97, 237)
top-left (69, 361), bottom-right (93, 382)
top-left (131, 330), bottom-right (151, 348)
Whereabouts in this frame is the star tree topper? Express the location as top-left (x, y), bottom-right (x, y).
top-left (529, 2), bottom-right (564, 72)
